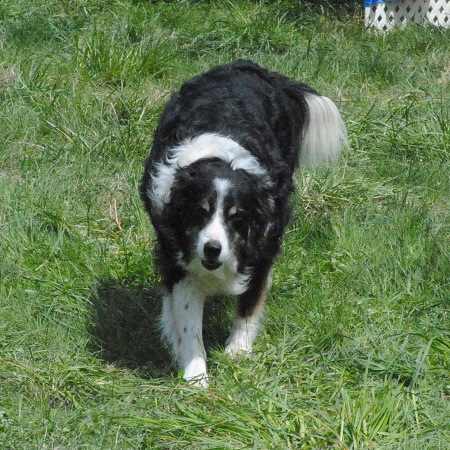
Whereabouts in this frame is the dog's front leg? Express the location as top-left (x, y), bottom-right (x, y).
top-left (225, 269), bottom-right (272, 356)
top-left (162, 280), bottom-right (208, 387)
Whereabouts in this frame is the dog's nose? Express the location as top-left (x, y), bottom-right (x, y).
top-left (203, 240), bottom-right (222, 260)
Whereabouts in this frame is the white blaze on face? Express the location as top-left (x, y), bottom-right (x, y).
top-left (197, 178), bottom-right (231, 262)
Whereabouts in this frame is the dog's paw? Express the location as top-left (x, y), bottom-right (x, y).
top-left (182, 357), bottom-right (208, 387)
top-left (186, 374), bottom-right (209, 388)
top-left (224, 339), bottom-right (252, 357)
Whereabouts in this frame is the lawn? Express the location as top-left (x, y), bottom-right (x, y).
top-left (1, 0), bottom-right (449, 448)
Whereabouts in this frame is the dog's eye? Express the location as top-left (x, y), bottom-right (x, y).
top-left (190, 201), bottom-right (210, 223)
top-left (228, 205), bottom-right (238, 217)
top-left (228, 209), bottom-right (250, 232)
top-left (193, 200), bottom-right (210, 217)
top-left (228, 206), bottom-right (246, 221)
top-left (200, 200), bottom-right (210, 213)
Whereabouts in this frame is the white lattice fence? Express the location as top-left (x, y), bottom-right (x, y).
top-left (365, 0), bottom-right (450, 31)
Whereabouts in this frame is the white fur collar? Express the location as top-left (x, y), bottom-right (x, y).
top-left (148, 133), bottom-right (266, 211)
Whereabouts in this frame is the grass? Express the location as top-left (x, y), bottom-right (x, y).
top-left (1, 0), bottom-right (449, 448)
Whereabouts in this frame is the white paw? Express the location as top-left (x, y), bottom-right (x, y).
top-left (185, 374), bottom-right (209, 388)
top-left (183, 357), bottom-right (208, 388)
top-left (224, 337), bottom-right (252, 357)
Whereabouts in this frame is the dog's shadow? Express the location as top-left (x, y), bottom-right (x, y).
top-left (89, 279), bottom-right (232, 378)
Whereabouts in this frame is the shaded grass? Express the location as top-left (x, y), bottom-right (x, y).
top-left (1, 0), bottom-right (449, 448)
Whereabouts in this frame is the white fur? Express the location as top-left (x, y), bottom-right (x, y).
top-left (197, 178), bottom-right (231, 263)
top-left (163, 266), bottom-right (265, 386)
top-left (148, 133), bottom-right (267, 211)
top-left (225, 272), bottom-right (270, 356)
top-left (197, 213), bottom-right (229, 259)
top-left (225, 304), bottom-right (265, 356)
top-left (162, 268), bottom-right (250, 387)
top-left (189, 177), bottom-right (250, 296)
top-left (161, 280), bottom-right (208, 387)
top-left (188, 259), bottom-right (249, 297)
top-left (301, 95), bottom-right (348, 167)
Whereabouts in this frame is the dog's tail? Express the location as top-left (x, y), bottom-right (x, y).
top-left (300, 94), bottom-right (348, 168)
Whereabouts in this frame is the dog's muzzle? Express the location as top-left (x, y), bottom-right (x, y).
top-left (201, 240), bottom-right (223, 270)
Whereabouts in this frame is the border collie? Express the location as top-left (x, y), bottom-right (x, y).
top-left (140, 60), bottom-right (347, 386)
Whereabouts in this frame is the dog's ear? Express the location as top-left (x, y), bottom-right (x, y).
top-left (168, 166), bottom-right (203, 217)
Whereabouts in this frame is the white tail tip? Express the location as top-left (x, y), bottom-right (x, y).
top-left (300, 95), bottom-right (349, 168)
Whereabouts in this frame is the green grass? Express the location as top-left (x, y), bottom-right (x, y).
top-left (1, 0), bottom-right (449, 448)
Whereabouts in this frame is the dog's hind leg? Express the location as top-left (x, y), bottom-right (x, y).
top-left (162, 280), bottom-right (208, 387)
top-left (225, 269), bottom-right (272, 356)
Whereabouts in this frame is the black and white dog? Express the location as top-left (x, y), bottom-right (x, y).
top-left (141, 60), bottom-right (347, 386)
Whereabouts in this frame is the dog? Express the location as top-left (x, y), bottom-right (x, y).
top-left (140, 60), bottom-right (347, 386)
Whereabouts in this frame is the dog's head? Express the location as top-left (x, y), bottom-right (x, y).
top-left (165, 158), bottom-right (276, 277)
